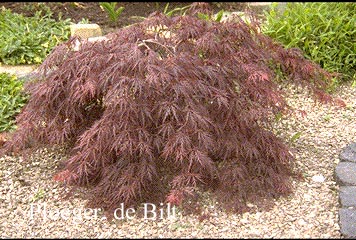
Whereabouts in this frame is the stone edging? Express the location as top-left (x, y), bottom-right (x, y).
top-left (335, 142), bottom-right (356, 238)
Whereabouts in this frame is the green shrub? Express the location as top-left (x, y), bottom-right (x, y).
top-left (0, 7), bottom-right (71, 65)
top-left (0, 73), bottom-right (28, 132)
top-left (262, 2), bottom-right (356, 83)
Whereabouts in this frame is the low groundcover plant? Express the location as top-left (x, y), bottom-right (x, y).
top-left (0, 73), bottom-right (28, 132)
top-left (0, 7), bottom-right (71, 65)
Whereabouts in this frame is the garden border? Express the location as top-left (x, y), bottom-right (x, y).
top-left (336, 142), bottom-right (356, 238)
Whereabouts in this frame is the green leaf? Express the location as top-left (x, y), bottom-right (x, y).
top-left (215, 10), bottom-right (224, 22)
top-left (164, 3), bottom-right (170, 15)
top-left (274, 112), bottom-right (283, 122)
top-left (290, 132), bottom-right (302, 143)
top-left (197, 13), bottom-right (210, 21)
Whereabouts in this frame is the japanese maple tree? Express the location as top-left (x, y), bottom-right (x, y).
top-left (1, 4), bottom-right (339, 216)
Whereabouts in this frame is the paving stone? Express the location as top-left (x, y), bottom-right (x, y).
top-left (248, 2), bottom-right (287, 14)
top-left (339, 208), bottom-right (356, 238)
top-left (0, 65), bottom-right (37, 78)
top-left (340, 142), bottom-right (356, 163)
top-left (335, 162), bottom-right (356, 186)
top-left (70, 24), bottom-right (102, 39)
top-left (351, 142), bottom-right (356, 152)
top-left (340, 186), bottom-right (356, 208)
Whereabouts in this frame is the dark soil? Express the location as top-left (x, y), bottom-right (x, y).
top-left (0, 2), bottom-right (251, 34)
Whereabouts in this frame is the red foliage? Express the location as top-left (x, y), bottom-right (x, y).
top-left (1, 5), bottom-right (338, 215)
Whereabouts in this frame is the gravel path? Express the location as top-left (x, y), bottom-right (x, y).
top-left (1, 82), bottom-right (355, 238)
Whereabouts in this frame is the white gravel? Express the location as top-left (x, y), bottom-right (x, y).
top-left (1, 81), bottom-right (355, 238)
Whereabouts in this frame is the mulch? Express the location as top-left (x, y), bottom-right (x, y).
top-left (0, 2), bottom-right (247, 34)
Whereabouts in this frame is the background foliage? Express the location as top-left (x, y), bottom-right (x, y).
top-left (262, 2), bottom-right (356, 85)
top-left (0, 7), bottom-right (71, 65)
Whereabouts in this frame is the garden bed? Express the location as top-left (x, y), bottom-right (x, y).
top-left (0, 2), bottom-right (249, 34)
